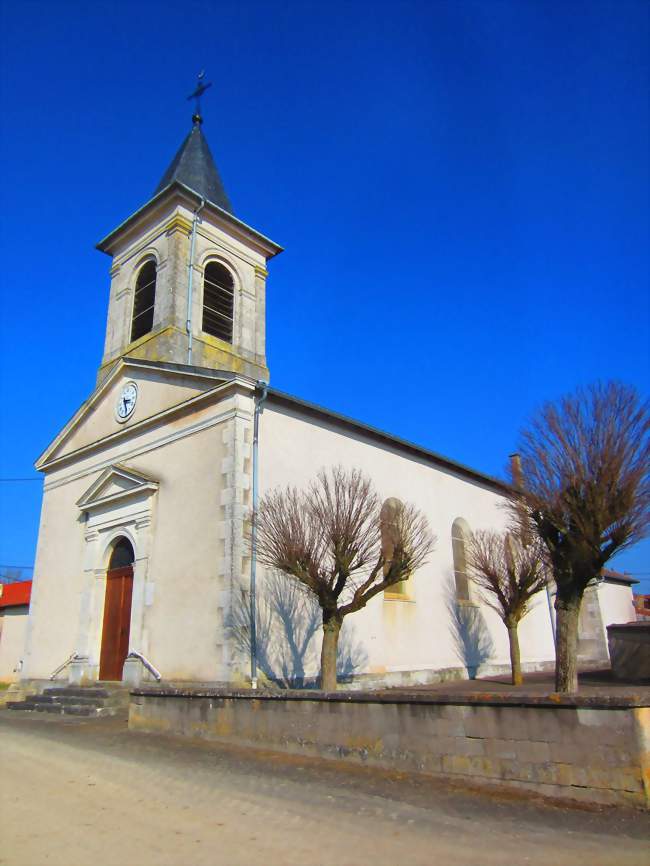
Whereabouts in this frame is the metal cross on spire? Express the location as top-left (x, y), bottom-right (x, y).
top-left (187, 71), bottom-right (212, 125)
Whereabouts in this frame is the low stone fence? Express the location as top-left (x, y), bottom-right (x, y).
top-left (129, 688), bottom-right (650, 810)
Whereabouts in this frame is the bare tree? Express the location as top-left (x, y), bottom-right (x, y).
top-left (466, 529), bottom-right (548, 685)
top-left (510, 382), bottom-right (649, 693)
top-left (256, 466), bottom-right (435, 690)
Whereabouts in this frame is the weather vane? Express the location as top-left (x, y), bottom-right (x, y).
top-left (187, 71), bottom-right (212, 125)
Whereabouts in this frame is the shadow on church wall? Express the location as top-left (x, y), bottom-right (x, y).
top-left (228, 571), bottom-right (367, 688)
top-left (445, 577), bottom-right (494, 679)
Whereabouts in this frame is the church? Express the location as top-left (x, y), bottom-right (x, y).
top-left (16, 103), bottom-right (635, 691)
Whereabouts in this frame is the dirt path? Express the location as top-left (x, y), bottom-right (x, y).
top-left (1, 712), bottom-right (648, 866)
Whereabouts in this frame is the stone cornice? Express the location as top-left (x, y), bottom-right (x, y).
top-left (96, 181), bottom-right (283, 260)
top-left (131, 686), bottom-right (650, 710)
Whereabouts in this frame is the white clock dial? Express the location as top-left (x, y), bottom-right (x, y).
top-left (116, 382), bottom-right (138, 421)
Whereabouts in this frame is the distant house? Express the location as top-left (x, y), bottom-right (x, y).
top-left (633, 593), bottom-right (650, 619)
top-left (0, 581), bottom-right (32, 682)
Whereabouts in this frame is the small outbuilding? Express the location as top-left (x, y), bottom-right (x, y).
top-left (0, 581), bottom-right (32, 683)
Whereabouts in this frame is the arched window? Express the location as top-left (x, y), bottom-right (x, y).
top-left (108, 537), bottom-right (135, 570)
top-left (202, 262), bottom-right (234, 343)
top-left (451, 518), bottom-right (471, 601)
top-left (131, 261), bottom-right (157, 343)
top-left (381, 498), bottom-right (407, 596)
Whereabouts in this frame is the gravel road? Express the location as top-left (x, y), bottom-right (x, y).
top-left (1, 712), bottom-right (648, 866)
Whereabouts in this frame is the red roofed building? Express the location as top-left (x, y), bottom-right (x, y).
top-left (633, 594), bottom-right (650, 619)
top-left (0, 581), bottom-right (32, 682)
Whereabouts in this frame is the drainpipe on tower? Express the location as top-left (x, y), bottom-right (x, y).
top-left (186, 197), bottom-right (206, 365)
top-left (249, 382), bottom-right (268, 689)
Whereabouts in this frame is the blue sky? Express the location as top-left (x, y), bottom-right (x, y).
top-left (1, 0), bottom-right (648, 590)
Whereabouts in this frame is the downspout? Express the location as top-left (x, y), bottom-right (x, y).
top-left (186, 197), bottom-right (206, 365)
top-left (249, 382), bottom-right (268, 689)
top-left (546, 582), bottom-right (557, 646)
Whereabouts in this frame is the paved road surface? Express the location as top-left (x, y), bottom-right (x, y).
top-left (1, 712), bottom-right (648, 866)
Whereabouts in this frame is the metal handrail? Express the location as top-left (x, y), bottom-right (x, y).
top-left (126, 650), bottom-right (162, 682)
top-left (49, 652), bottom-right (82, 680)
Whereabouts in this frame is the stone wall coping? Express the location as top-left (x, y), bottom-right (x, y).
top-left (131, 686), bottom-right (650, 710)
top-left (607, 621), bottom-right (650, 632)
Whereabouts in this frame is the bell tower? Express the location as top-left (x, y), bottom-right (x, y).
top-left (95, 87), bottom-right (282, 385)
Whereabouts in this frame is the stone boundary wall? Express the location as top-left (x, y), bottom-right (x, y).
top-left (129, 688), bottom-right (650, 810)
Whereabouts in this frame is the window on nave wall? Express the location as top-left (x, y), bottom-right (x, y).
top-left (381, 497), bottom-right (408, 597)
top-left (130, 260), bottom-right (157, 343)
top-left (451, 518), bottom-right (471, 602)
top-left (202, 262), bottom-right (234, 343)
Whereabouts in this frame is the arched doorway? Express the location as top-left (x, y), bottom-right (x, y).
top-left (99, 537), bottom-right (135, 681)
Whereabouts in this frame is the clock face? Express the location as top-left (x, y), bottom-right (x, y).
top-left (116, 382), bottom-right (138, 421)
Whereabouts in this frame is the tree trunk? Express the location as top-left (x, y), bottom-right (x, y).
top-left (507, 623), bottom-right (522, 686)
top-left (320, 614), bottom-right (342, 691)
top-left (554, 594), bottom-right (581, 693)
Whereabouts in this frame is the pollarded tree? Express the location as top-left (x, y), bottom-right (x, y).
top-left (466, 529), bottom-right (548, 685)
top-left (256, 466), bottom-right (435, 690)
top-left (510, 382), bottom-right (649, 693)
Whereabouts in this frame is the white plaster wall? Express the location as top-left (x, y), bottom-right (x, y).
top-left (24, 385), bottom-right (252, 683)
top-left (598, 582), bottom-right (636, 629)
top-left (258, 403), bottom-right (557, 681)
top-left (23, 475), bottom-right (87, 679)
top-left (139, 422), bottom-right (226, 681)
top-left (0, 607), bottom-right (30, 682)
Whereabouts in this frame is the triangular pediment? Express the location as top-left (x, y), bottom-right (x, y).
top-left (37, 358), bottom-right (236, 470)
top-left (77, 464), bottom-right (158, 511)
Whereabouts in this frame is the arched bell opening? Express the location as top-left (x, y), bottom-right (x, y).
top-left (98, 536), bottom-right (135, 681)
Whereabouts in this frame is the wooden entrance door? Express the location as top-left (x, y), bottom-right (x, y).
top-left (98, 565), bottom-right (134, 681)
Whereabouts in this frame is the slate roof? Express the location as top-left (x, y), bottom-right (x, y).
top-left (154, 123), bottom-right (233, 214)
top-left (601, 568), bottom-right (638, 586)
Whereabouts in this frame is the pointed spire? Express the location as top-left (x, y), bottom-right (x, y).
top-left (154, 123), bottom-right (234, 213)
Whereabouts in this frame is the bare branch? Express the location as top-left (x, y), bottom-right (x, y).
top-left (466, 529), bottom-right (549, 626)
top-left (506, 381), bottom-right (650, 692)
top-left (508, 382), bottom-right (650, 591)
top-left (256, 465), bottom-right (436, 689)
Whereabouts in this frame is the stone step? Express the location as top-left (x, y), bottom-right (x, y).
top-left (44, 687), bottom-right (130, 707)
top-left (36, 702), bottom-right (65, 713)
top-left (44, 694), bottom-right (104, 707)
top-left (44, 687), bottom-right (111, 699)
top-left (31, 693), bottom-right (107, 705)
top-left (6, 696), bottom-right (127, 716)
top-left (5, 682), bottom-right (131, 717)
top-left (6, 701), bottom-right (37, 711)
top-left (37, 702), bottom-right (96, 716)
top-left (7, 699), bottom-right (118, 717)
top-left (60, 704), bottom-right (95, 716)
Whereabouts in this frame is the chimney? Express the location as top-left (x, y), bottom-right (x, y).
top-left (509, 453), bottom-right (523, 490)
